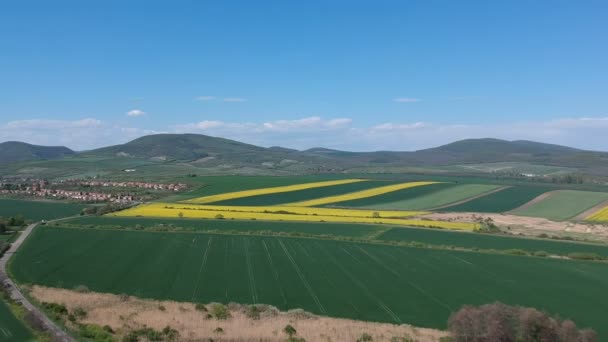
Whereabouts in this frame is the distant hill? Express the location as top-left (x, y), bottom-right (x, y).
top-left (85, 134), bottom-right (267, 161)
top-left (0, 141), bottom-right (75, 163)
top-left (2, 135), bottom-right (608, 176)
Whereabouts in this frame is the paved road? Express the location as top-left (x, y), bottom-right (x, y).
top-left (0, 223), bottom-right (74, 342)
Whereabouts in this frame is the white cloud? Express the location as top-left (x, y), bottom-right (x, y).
top-left (0, 118), bottom-right (158, 150)
top-left (393, 97), bottom-right (421, 103)
top-left (3, 115), bottom-right (608, 152)
top-left (126, 109), bottom-right (146, 117)
top-left (195, 96), bottom-right (216, 101)
top-left (223, 97), bottom-right (247, 103)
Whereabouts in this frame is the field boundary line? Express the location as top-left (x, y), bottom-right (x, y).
top-left (191, 236), bottom-right (213, 301)
top-left (244, 239), bottom-right (258, 303)
top-left (506, 190), bottom-right (559, 214)
top-left (573, 199), bottom-right (608, 221)
top-left (428, 186), bottom-right (511, 211)
top-left (0, 223), bottom-right (74, 341)
top-left (278, 240), bottom-right (326, 314)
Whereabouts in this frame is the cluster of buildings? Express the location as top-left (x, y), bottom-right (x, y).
top-left (58, 180), bottom-right (188, 191)
top-left (0, 187), bottom-right (136, 203)
top-left (0, 178), bottom-right (187, 203)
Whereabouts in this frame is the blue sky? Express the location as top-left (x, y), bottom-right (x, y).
top-left (1, 0), bottom-right (607, 151)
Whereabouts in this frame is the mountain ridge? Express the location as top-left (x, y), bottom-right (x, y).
top-left (1, 134), bottom-right (607, 174)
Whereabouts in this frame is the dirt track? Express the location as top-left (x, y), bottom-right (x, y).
top-left (506, 190), bottom-right (558, 213)
top-left (0, 224), bottom-right (74, 342)
top-left (425, 212), bottom-right (608, 242)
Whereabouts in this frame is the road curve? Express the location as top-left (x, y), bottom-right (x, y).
top-left (0, 223), bottom-right (74, 342)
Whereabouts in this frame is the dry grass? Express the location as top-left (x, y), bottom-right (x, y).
top-left (31, 286), bottom-right (447, 342)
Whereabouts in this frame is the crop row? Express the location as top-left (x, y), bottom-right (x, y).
top-left (286, 181), bottom-right (440, 207)
top-left (183, 179), bottom-right (365, 204)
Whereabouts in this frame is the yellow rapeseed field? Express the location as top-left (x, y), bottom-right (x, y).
top-left (128, 202), bottom-right (425, 219)
top-left (183, 179), bottom-right (366, 204)
top-left (285, 181), bottom-right (440, 207)
top-left (112, 203), bottom-right (477, 231)
top-left (586, 206), bottom-right (608, 222)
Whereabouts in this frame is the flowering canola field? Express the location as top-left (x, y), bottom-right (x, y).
top-left (184, 179), bottom-right (366, 204)
top-left (286, 181), bottom-right (440, 207)
top-left (112, 202), bottom-right (477, 230)
top-left (586, 206), bottom-right (608, 222)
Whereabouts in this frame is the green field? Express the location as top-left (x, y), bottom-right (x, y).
top-left (338, 184), bottom-right (502, 210)
top-left (440, 186), bottom-right (551, 213)
top-left (64, 216), bottom-right (382, 238)
top-left (208, 180), bottom-right (399, 206)
top-left (378, 227), bottom-right (608, 257)
top-left (12, 227), bottom-right (608, 337)
top-left (0, 300), bottom-right (32, 341)
top-left (0, 199), bottom-right (88, 221)
top-left (512, 190), bottom-right (608, 221)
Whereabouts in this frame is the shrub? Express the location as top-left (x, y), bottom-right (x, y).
top-left (42, 302), bottom-right (68, 320)
top-left (246, 304), bottom-right (261, 320)
top-left (357, 333), bottom-right (373, 341)
top-left (213, 327), bottom-right (224, 334)
top-left (533, 250), bottom-right (549, 257)
top-left (568, 252), bottom-right (604, 261)
top-left (195, 303), bottom-right (207, 312)
top-left (210, 303), bottom-right (231, 320)
top-left (74, 284), bottom-right (90, 293)
top-left (162, 326), bottom-right (179, 341)
top-left (79, 324), bottom-right (115, 342)
top-left (390, 337), bottom-right (414, 342)
top-left (283, 324), bottom-right (297, 337)
top-left (504, 249), bottom-right (528, 256)
top-left (73, 307), bottom-right (88, 319)
top-left (215, 214), bottom-right (225, 220)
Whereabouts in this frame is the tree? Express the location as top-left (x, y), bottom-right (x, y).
top-left (178, 212), bottom-right (184, 219)
top-left (0, 222), bottom-right (6, 234)
top-left (448, 302), bottom-right (597, 342)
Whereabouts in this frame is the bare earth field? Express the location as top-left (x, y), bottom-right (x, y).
top-left (31, 286), bottom-right (446, 342)
top-left (425, 212), bottom-right (608, 242)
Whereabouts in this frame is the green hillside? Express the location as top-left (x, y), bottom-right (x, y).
top-left (0, 141), bottom-right (75, 163)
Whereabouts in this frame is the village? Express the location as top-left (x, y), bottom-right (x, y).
top-left (0, 178), bottom-right (187, 203)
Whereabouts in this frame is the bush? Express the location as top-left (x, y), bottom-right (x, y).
top-left (73, 307), bottom-right (87, 319)
top-left (42, 302), bottom-right (68, 320)
top-left (533, 250), bottom-right (549, 257)
top-left (504, 249), bottom-right (528, 256)
top-left (357, 333), bottom-right (373, 341)
top-left (283, 324), bottom-right (297, 337)
top-left (195, 303), bottom-right (207, 312)
top-left (74, 285), bottom-right (90, 293)
top-left (79, 324), bottom-right (115, 342)
top-left (210, 303), bottom-right (230, 320)
top-left (568, 252), bottom-right (604, 261)
top-left (448, 302), bottom-right (597, 342)
top-left (241, 304), bottom-right (257, 319)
